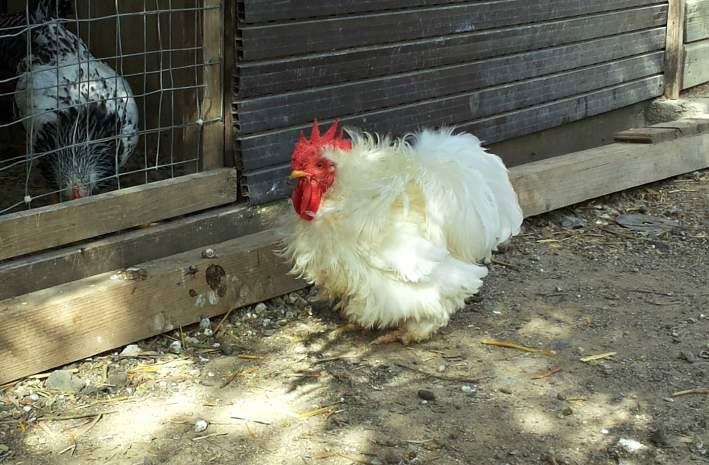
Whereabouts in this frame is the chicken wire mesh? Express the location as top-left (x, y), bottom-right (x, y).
top-left (0, 0), bottom-right (223, 215)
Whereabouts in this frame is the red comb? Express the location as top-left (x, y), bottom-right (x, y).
top-left (292, 120), bottom-right (352, 163)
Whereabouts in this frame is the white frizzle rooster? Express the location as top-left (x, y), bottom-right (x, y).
top-left (12, 0), bottom-right (139, 200)
top-left (280, 121), bottom-right (523, 344)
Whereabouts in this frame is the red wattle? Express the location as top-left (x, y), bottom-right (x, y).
top-left (292, 179), bottom-right (324, 221)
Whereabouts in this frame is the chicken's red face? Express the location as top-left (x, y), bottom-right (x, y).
top-left (290, 120), bottom-right (351, 221)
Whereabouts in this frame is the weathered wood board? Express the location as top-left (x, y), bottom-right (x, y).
top-left (0, 229), bottom-right (302, 385)
top-left (511, 132), bottom-right (709, 217)
top-left (682, 39), bottom-right (709, 89)
top-left (665, 0), bottom-right (687, 99)
top-left (0, 202), bottom-right (288, 300)
top-left (686, 0), bottom-right (709, 42)
top-left (0, 168), bottom-right (237, 262)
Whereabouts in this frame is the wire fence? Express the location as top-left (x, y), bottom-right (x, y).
top-left (0, 0), bottom-right (223, 215)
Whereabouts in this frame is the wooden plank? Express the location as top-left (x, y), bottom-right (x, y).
top-left (240, 0), bottom-right (662, 60)
top-left (242, 76), bottom-right (665, 204)
top-left (614, 127), bottom-right (680, 143)
top-left (0, 202), bottom-right (288, 300)
top-left (241, 0), bottom-right (468, 23)
top-left (236, 5), bottom-right (667, 98)
top-left (664, 0), bottom-right (687, 98)
top-left (237, 59), bottom-right (664, 172)
top-left (0, 168), bottom-right (237, 262)
top-left (0, 229), bottom-right (304, 385)
top-left (200, 0), bottom-right (225, 170)
top-left (3, 130), bottom-right (709, 383)
top-left (459, 76), bottom-right (664, 145)
top-left (652, 116), bottom-right (709, 135)
top-left (223, 0), bottom-right (236, 167)
top-left (511, 132), bottom-right (709, 217)
top-left (236, 29), bottom-right (666, 135)
top-left (685, 0), bottom-right (709, 42)
top-left (682, 39), bottom-right (709, 88)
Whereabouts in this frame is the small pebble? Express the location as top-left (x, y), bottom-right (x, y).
top-left (681, 351), bottom-right (697, 363)
top-left (22, 406), bottom-right (31, 412)
top-left (650, 428), bottom-right (670, 448)
top-left (120, 344), bottom-right (141, 357)
top-left (277, 319), bottom-right (288, 326)
top-left (201, 248), bottom-right (216, 258)
top-left (194, 419), bottom-right (209, 433)
top-left (461, 385), bottom-right (475, 394)
top-left (556, 393), bottom-right (567, 401)
top-left (262, 318), bottom-right (272, 327)
top-left (383, 450), bottom-right (400, 464)
top-left (437, 365), bottom-right (446, 372)
top-left (168, 341), bottom-right (182, 354)
top-left (254, 303), bottom-right (267, 313)
top-left (417, 390), bottom-right (435, 401)
top-left (562, 407), bottom-right (573, 416)
top-left (499, 387), bottom-right (512, 394)
top-left (199, 318), bottom-right (211, 330)
top-left (203, 328), bottom-right (214, 337)
top-left (29, 393), bottom-right (39, 401)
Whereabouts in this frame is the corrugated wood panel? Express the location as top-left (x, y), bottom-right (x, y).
top-left (233, 2), bottom-right (669, 204)
top-left (243, 76), bottom-right (665, 203)
top-left (236, 29), bottom-right (665, 137)
top-left (685, 0), bottom-right (709, 42)
top-left (240, 0), bottom-right (468, 23)
top-left (237, 5), bottom-right (667, 98)
top-left (238, 50), bottom-right (665, 171)
top-left (240, 0), bottom-right (663, 60)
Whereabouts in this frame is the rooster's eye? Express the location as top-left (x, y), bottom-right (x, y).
top-left (315, 162), bottom-right (324, 168)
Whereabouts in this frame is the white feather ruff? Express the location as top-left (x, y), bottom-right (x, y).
top-left (280, 128), bottom-right (523, 342)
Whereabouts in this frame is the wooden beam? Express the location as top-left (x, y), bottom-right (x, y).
top-left (510, 132), bottom-right (709, 217)
top-left (685, 0), bottom-right (709, 42)
top-left (613, 116), bottom-right (709, 143)
top-left (664, 0), bottom-right (687, 99)
top-left (200, 0), bottom-right (225, 171)
top-left (0, 202), bottom-right (288, 300)
top-left (0, 229), bottom-right (304, 385)
top-left (222, 0), bottom-right (236, 168)
top-left (613, 127), bottom-right (680, 143)
top-left (0, 168), bottom-right (237, 262)
top-left (682, 38), bottom-right (709, 88)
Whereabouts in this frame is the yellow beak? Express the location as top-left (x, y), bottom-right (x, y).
top-left (289, 170), bottom-right (309, 179)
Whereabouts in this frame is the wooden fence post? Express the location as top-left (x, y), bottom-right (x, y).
top-left (664, 0), bottom-right (687, 99)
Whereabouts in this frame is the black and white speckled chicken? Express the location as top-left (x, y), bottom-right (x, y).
top-left (7, 0), bottom-right (139, 200)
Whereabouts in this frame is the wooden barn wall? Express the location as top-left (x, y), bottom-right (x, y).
top-left (683, 0), bottom-right (709, 89)
top-left (233, 1), bottom-right (669, 204)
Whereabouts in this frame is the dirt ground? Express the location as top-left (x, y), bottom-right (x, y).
top-left (1, 169), bottom-right (708, 465)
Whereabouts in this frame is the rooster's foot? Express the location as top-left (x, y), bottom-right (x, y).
top-left (334, 322), bottom-right (362, 335)
top-left (371, 327), bottom-right (408, 345)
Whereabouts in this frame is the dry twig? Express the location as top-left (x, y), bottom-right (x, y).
top-left (532, 367), bottom-right (562, 380)
top-left (580, 352), bottom-right (616, 362)
top-left (671, 388), bottom-right (709, 397)
top-left (481, 338), bottom-right (555, 356)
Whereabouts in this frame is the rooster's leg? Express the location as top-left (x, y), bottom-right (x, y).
top-left (371, 326), bottom-right (408, 345)
top-left (334, 322), bottom-right (362, 334)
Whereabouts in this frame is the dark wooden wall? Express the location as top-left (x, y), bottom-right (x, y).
top-left (233, 0), bottom-right (668, 203)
